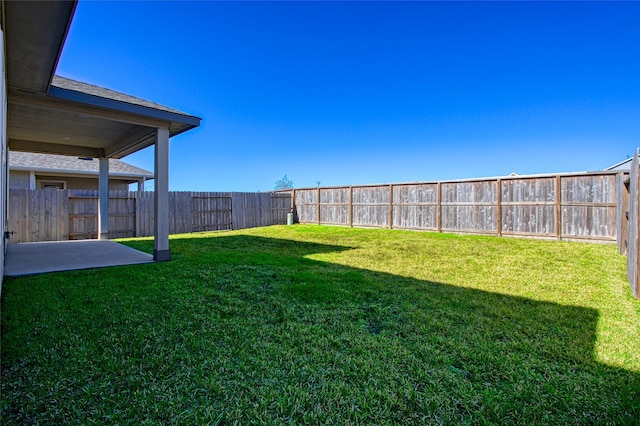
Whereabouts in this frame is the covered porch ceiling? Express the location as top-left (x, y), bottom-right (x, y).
top-left (8, 76), bottom-right (201, 159)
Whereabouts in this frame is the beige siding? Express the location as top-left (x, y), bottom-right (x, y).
top-left (34, 175), bottom-right (129, 191)
top-left (9, 170), bottom-right (30, 189)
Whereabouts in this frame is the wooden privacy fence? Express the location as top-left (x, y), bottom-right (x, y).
top-left (292, 171), bottom-right (622, 242)
top-left (621, 151), bottom-right (640, 300)
top-left (8, 190), bottom-right (291, 243)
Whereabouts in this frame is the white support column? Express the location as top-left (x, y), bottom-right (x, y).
top-left (98, 157), bottom-right (109, 239)
top-left (138, 178), bottom-right (145, 194)
top-left (154, 128), bottom-right (171, 261)
top-left (28, 171), bottom-right (36, 190)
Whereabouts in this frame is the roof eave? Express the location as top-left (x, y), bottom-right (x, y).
top-left (9, 165), bottom-right (154, 180)
top-left (44, 2), bottom-right (78, 93)
top-left (105, 121), bottom-right (199, 159)
top-left (47, 85), bottom-right (202, 128)
top-left (4, 1), bottom-right (78, 93)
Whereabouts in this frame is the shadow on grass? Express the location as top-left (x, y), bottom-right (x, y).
top-left (2, 234), bottom-right (639, 424)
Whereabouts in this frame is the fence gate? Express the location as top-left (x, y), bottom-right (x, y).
top-left (271, 192), bottom-right (291, 225)
top-left (108, 193), bottom-right (136, 238)
top-left (68, 191), bottom-right (98, 240)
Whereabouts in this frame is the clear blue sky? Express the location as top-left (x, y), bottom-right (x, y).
top-left (56, 1), bottom-right (640, 191)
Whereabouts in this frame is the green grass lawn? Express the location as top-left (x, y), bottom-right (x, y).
top-left (2, 225), bottom-right (639, 424)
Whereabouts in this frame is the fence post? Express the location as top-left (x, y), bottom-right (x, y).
top-left (317, 187), bottom-right (321, 225)
top-left (62, 190), bottom-right (70, 240)
top-left (349, 186), bottom-right (353, 227)
top-left (230, 192), bottom-right (234, 230)
top-left (388, 184), bottom-right (394, 229)
top-left (437, 182), bottom-right (442, 233)
top-left (134, 192), bottom-right (139, 237)
top-left (617, 172), bottom-right (630, 254)
top-left (627, 151), bottom-right (640, 300)
top-left (556, 175), bottom-right (562, 240)
top-left (496, 179), bottom-right (502, 236)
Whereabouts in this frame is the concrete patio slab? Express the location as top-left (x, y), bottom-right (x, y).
top-left (4, 240), bottom-right (154, 276)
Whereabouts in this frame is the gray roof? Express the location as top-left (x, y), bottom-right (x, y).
top-left (604, 157), bottom-right (632, 171)
top-left (51, 75), bottom-right (189, 116)
top-left (9, 151), bottom-right (153, 179)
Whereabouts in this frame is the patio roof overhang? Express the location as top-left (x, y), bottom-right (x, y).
top-left (3, 0), bottom-right (77, 94)
top-left (7, 77), bottom-right (201, 159)
top-left (4, 1), bottom-right (201, 159)
top-left (2, 0), bottom-right (201, 263)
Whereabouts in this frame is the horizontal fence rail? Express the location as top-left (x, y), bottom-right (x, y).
top-left (8, 190), bottom-right (291, 243)
top-left (290, 171), bottom-right (623, 243)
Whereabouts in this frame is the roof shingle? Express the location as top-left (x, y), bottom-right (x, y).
top-left (9, 151), bottom-right (153, 179)
top-left (51, 75), bottom-right (190, 116)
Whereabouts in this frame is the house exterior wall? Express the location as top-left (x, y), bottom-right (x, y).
top-left (1, 25), bottom-right (6, 286)
top-left (9, 170), bottom-right (30, 189)
top-left (8, 171), bottom-right (129, 191)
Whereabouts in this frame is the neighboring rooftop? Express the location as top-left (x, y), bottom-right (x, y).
top-left (605, 157), bottom-right (632, 171)
top-left (9, 151), bottom-right (153, 179)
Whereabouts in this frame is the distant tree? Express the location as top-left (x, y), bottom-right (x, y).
top-left (316, 180), bottom-right (321, 188)
top-left (275, 174), bottom-right (294, 190)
